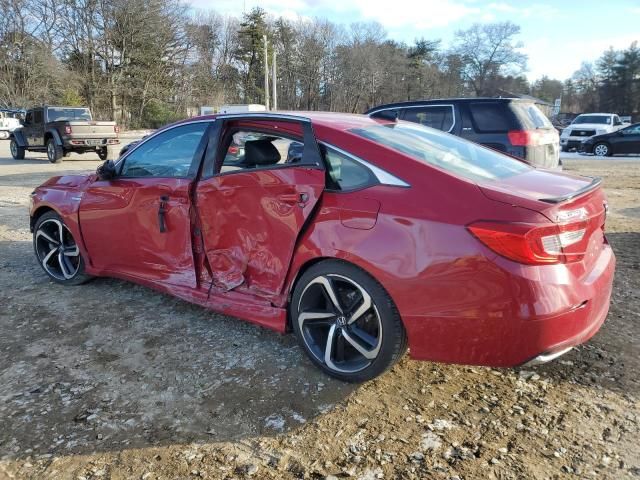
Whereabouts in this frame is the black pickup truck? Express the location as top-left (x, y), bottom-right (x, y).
top-left (9, 106), bottom-right (119, 163)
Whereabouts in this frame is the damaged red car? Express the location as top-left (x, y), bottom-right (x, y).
top-left (29, 112), bottom-right (615, 382)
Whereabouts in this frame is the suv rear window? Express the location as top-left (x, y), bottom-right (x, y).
top-left (47, 108), bottom-right (92, 122)
top-left (468, 102), bottom-right (515, 133)
top-left (350, 122), bottom-right (529, 182)
top-left (512, 102), bottom-right (553, 129)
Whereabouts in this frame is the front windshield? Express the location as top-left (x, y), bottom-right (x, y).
top-left (572, 115), bottom-right (611, 125)
top-left (47, 108), bottom-right (92, 122)
top-left (350, 122), bottom-right (530, 182)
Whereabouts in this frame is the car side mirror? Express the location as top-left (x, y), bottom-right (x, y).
top-left (96, 159), bottom-right (117, 180)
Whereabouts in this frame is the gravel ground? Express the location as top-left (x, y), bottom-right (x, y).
top-left (0, 143), bottom-right (638, 480)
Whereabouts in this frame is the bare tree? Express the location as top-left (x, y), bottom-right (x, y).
top-left (451, 22), bottom-right (527, 96)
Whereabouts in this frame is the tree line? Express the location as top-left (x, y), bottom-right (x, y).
top-left (0, 1), bottom-right (638, 128)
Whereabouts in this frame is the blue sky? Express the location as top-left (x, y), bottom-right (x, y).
top-left (187, 0), bottom-right (640, 81)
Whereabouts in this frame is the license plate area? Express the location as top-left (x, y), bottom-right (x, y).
top-left (87, 139), bottom-right (103, 146)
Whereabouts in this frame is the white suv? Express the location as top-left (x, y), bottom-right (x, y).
top-left (560, 113), bottom-right (624, 151)
top-left (0, 110), bottom-right (21, 140)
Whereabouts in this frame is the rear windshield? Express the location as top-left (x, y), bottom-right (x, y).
top-left (350, 122), bottom-right (530, 182)
top-left (47, 108), bottom-right (92, 122)
top-left (512, 102), bottom-right (553, 129)
top-left (572, 115), bottom-right (611, 125)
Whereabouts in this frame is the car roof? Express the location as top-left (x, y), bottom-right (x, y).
top-left (366, 97), bottom-right (531, 113)
top-left (184, 111), bottom-right (395, 131)
top-left (576, 113), bottom-right (617, 116)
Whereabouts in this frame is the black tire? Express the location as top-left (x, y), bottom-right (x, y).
top-left (97, 147), bottom-right (108, 161)
top-left (47, 138), bottom-right (64, 163)
top-left (10, 138), bottom-right (25, 159)
top-left (593, 142), bottom-right (612, 157)
top-left (290, 259), bottom-right (407, 383)
top-left (33, 211), bottom-right (92, 285)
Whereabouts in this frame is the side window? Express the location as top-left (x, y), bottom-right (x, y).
top-left (33, 110), bottom-right (43, 124)
top-left (120, 122), bottom-right (208, 178)
top-left (468, 103), bottom-right (514, 133)
top-left (25, 112), bottom-right (33, 125)
top-left (219, 130), bottom-right (302, 173)
top-left (324, 147), bottom-right (377, 191)
top-left (623, 124), bottom-right (640, 135)
top-left (403, 106), bottom-right (454, 132)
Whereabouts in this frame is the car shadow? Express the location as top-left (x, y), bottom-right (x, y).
top-left (0, 239), bottom-right (358, 460)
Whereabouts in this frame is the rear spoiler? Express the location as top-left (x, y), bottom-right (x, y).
top-left (539, 176), bottom-right (602, 204)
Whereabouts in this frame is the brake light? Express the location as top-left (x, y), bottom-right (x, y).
top-left (228, 146), bottom-right (239, 154)
top-left (114, 125), bottom-right (120, 134)
top-left (508, 129), bottom-right (559, 147)
top-left (468, 219), bottom-right (590, 265)
top-left (64, 125), bottom-right (72, 135)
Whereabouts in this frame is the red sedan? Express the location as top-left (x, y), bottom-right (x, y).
top-left (29, 112), bottom-right (615, 382)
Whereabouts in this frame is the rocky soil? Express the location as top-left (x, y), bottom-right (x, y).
top-left (0, 146), bottom-right (638, 479)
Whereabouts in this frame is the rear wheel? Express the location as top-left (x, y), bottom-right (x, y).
top-left (10, 138), bottom-right (25, 159)
top-left (97, 147), bottom-right (108, 161)
top-left (290, 260), bottom-right (407, 383)
top-left (593, 142), bottom-right (611, 157)
top-left (33, 211), bottom-right (92, 285)
top-left (47, 139), bottom-right (63, 163)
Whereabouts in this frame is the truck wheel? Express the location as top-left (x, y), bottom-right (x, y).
top-left (47, 139), bottom-right (63, 163)
top-left (10, 138), bottom-right (25, 160)
top-left (97, 147), bottom-right (108, 161)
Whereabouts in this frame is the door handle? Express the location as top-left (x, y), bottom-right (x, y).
top-left (158, 195), bottom-right (169, 233)
top-left (278, 192), bottom-right (309, 205)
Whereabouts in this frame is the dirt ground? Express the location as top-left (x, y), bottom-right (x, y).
top-left (0, 143), bottom-right (638, 480)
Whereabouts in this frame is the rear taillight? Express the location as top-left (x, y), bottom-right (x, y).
top-left (508, 129), bottom-right (558, 147)
top-left (64, 125), bottom-right (72, 135)
top-left (468, 218), bottom-right (591, 265)
top-left (114, 125), bottom-right (120, 133)
top-left (228, 146), bottom-right (239, 154)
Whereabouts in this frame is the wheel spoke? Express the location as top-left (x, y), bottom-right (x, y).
top-left (342, 326), bottom-right (379, 360)
top-left (55, 220), bottom-right (65, 244)
top-left (41, 248), bottom-right (56, 269)
top-left (347, 288), bottom-right (372, 325)
top-left (63, 245), bottom-right (79, 257)
top-left (323, 324), bottom-right (338, 367)
top-left (58, 252), bottom-right (75, 279)
top-left (298, 310), bottom-right (335, 330)
top-left (36, 229), bottom-right (59, 245)
top-left (305, 276), bottom-right (343, 313)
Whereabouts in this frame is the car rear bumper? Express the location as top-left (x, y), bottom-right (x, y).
top-left (65, 138), bottom-right (120, 148)
top-left (403, 244), bottom-right (615, 367)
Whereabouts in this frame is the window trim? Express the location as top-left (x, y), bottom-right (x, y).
top-left (116, 120), bottom-right (212, 180)
top-left (370, 104), bottom-right (456, 133)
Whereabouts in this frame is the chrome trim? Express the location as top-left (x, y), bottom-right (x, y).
top-left (215, 112), bottom-right (312, 123)
top-left (320, 142), bottom-right (410, 188)
top-left (522, 347), bottom-right (573, 367)
top-left (368, 104), bottom-right (457, 133)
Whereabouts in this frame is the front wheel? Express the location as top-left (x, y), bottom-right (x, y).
top-left (593, 142), bottom-right (611, 157)
top-left (10, 138), bottom-right (25, 159)
top-left (290, 260), bottom-right (407, 383)
top-left (33, 211), bottom-right (92, 285)
top-left (47, 139), bottom-right (63, 163)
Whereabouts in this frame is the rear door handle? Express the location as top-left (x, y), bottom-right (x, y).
top-left (158, 195), bottom-right (169, 233)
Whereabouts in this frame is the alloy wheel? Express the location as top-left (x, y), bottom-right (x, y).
top-left (47, 141), bottom-right (56, 161)
top-left (594, 144), bottom-right (609, 156)
top-left (10, 140), bottom-right (17, 157)
top-left (297, 274), bottom-right (382, 373)
top-left (34, 218), bottom-right (81, 281)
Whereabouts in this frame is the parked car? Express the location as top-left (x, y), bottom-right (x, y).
top-left (560, 113), bottom-right (624, 152)
top-left (10, 106), bottom-right (119, 163)
top-left (366, 98), bottom-right (560, 169)
top-left (579, 122), bottom-right (640, 156)
top-left (0, 109), bottom-right (22, 140)
top-left (29, 112), bottom-right (614, 382)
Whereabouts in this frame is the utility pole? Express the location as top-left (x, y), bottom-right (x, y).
top-left (272, 50), bottom-right (277, 111)
top-left (263, 35), bottom-right (270, 110)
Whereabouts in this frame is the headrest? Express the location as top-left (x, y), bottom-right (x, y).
top-left (244, 139), bottom-right (281, 167)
